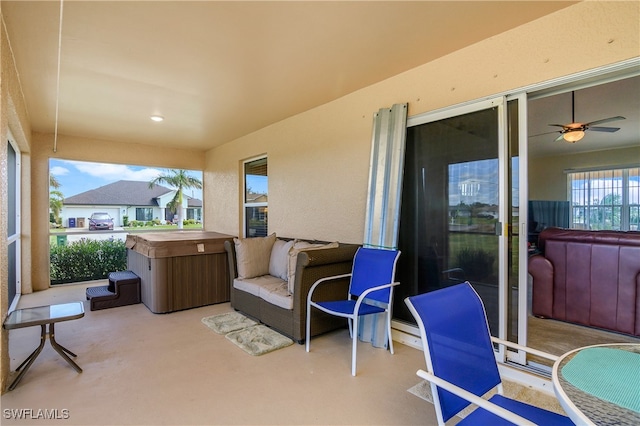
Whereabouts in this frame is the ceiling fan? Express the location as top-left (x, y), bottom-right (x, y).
top-left (533, 91), bottom-right (625, 143)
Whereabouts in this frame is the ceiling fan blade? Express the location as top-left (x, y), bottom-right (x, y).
top-left (548, 124), bottom-right (567, 128)
top-left (584, 116), bottom-right (625, 126)
top-left (554, 134), bottom-right (565, 142)
top-left (529, 130), bottom-right (561, 138)
top-left (586, 126), bottom-right (620, 133)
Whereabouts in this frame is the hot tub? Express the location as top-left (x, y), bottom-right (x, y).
top-left (126, 231), bottom-right (235, 313)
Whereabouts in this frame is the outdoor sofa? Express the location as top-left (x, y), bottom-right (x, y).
top-left (224, 234), bottom-right (360, 343)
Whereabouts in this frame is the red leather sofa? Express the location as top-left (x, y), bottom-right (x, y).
top-left (528, 227), bottom-right (640, 337)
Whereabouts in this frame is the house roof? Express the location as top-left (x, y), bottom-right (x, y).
top-left (187, 198), bottom-right (202, 208)
top-left (64, 180), bottom-right (202, 208)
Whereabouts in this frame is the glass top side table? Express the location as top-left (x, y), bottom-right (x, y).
top-left (3, 302), bottom-right (85, 391)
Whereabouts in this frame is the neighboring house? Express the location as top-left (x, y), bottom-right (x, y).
top-left (62, 180), bottom-right (202, 228)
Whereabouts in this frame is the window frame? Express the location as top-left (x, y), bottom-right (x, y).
top-left (568, 165), bottom-right (639, 231)
top-left (242, 156), bottom-right (268, 238)
top-left (7, 133), bottom-right (22, 312)
top-left (135, 207), bottom-right (154, 222)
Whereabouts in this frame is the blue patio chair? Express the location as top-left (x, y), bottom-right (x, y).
top-left (405, 282), bottom-right (574, 425)
top-left (306, 247), bottom-right (401, 376)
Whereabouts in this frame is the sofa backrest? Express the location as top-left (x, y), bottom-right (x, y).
top-left (538, 227), bottom-right (640, 335)
top-left (538, 227), bottom-right (640, 251)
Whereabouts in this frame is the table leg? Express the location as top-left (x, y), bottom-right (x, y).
top-left (15, 346), bottom-right (43, 372)
top-left (49, 323), bottom-right (83, 373)
top-left (8, 325), bottom-right (47, 391)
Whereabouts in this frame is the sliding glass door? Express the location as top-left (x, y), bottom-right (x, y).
top-left (396, 97), bottom-right (511, 340)
top-left (7, 136), bottom-right (21, 311)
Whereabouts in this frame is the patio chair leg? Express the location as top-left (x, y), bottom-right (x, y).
top-left (305, 304), bottom-right (311, 352)
top-left (387, 311), bottom-right (394, 354)
top-left (351, 315), bottom-right (358, 376)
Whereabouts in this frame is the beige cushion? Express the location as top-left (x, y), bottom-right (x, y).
top-left (259, 280), bottom-right (293, 310)
top-left (233, 276), bottom-right (292, 310)
top-left (234, 233), bottom-right (277, 279)
top-left (287, 241), bottom-right (339, 293)
top-left (269, 239), bottom-right (296, 281)
top-left (233, 274), bottom-right (286, 297)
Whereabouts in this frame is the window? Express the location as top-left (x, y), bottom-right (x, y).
top-left (136, 208), bottom-right (153, 221)
top-left (243, 157), bottom-right (268, 237)
top-left (186, 208), bottom-right (201, 221)
top-left (569, 167), bottom-right (639, 231)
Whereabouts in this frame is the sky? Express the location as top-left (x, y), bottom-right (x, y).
top-left (49, 159), bottom-right (204, 201)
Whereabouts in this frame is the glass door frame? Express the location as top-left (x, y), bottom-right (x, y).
top-left (508, 92), bottom-right (529, 365)
top-left (393, 59), bottom-right (640, 369)
top-left (396, 95), bottom-right (513, 362)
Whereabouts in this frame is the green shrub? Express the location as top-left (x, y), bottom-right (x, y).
top-left (455, 248), bottom-right (495, 281)
top-left (50, 238), bottom-right (127, 284)
top-left (122, 215), bottom-right (129, 226)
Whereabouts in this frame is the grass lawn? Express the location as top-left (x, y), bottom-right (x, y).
top-left (448, 231), bottom-right (520, 283)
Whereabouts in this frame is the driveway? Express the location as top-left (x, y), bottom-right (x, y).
top-left (63, 227), bottom-right (128, 243)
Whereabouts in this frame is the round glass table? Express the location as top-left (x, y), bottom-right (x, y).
top-left (552, 343), bottom-right (640, 426)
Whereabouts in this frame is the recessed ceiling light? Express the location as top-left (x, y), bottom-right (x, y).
top-left (150, 115), bottom-right (164, 122)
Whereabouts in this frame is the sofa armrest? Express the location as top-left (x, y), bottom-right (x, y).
top-left (223, 240), bottom-right (238, 304)
top-left (528, 254), bottom-right (554, 318)
top-left (292, 243), bottom-right (359, 314)
top-left (298, 243), bottom-right (360, 268)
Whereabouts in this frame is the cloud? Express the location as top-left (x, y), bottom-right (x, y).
top-left (71, 161), bottom-right (163, 182)
top-left (50, 166), bottom-right (70, 176)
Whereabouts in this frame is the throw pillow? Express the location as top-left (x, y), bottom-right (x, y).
top-left (269, 238), bottom-right (296, 281)
top-left (287, 241), bottom-right (339, 293)
top-left (234, 233), bottom-right (277, 279)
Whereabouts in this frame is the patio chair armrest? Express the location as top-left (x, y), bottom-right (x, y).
top-left (416, 370), bottom-right (537, 426)
top-left (490, 337), bottom-right (559, 362)
top-left (358, 281), bottom-right (400, 301)
top-left (307, 273), bottom-right (352, 302)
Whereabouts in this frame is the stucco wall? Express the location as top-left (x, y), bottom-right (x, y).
top-left (204, 1), bottom-right (640, 241)
top-left (1, 8), bottom-right (33, 393)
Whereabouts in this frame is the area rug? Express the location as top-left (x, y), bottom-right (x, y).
top-left (408, 379), bottom-right (565, 418)
top-left (225, 324), bottom-right (294, 356)
top-left (202, 312), bottom-right (293, 356)
top-left (201, 311), bottom-right (258, 334)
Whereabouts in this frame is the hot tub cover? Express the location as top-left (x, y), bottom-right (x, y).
top-left (126, 231), bottom-right (235, 259)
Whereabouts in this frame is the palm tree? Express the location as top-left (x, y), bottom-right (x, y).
top-left (50, 174), bottom-right (61, 189)
top-left (149, 169), bottom-right (202, 229)
top-left (50, 190), bottom-right (64, 225)
top-left (49, 174), bottom-right (63, 225)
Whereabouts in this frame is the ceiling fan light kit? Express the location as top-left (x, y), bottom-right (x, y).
top-left (531, 91), bottom-right (626, 143)
top-left (563, 130), bottom-right (585, 143)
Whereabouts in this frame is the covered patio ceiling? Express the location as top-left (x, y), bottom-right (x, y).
top-left (2, 1), bottom-right (576, 151)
